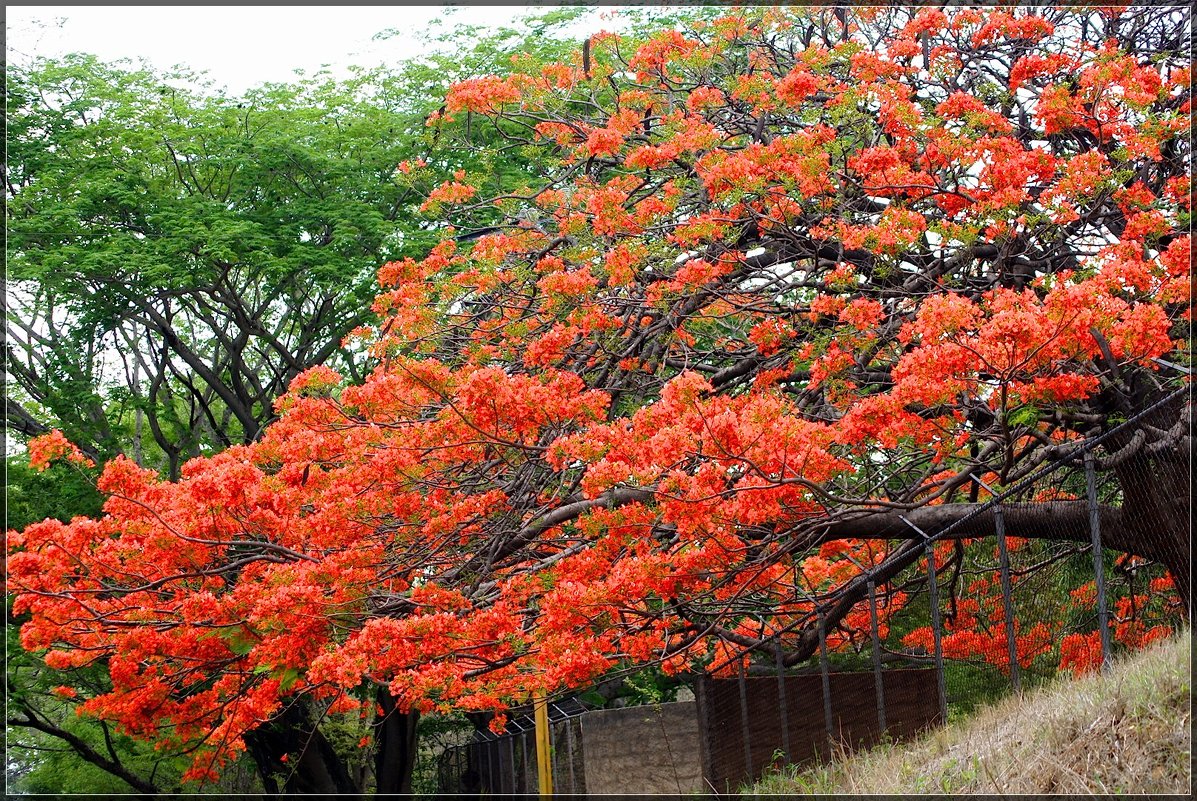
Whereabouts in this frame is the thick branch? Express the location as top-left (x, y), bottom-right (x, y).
top-left (813, 501), bottom-right (1153, 561)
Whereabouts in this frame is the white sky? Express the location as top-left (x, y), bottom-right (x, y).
top-left (5, 5), bottom-right (563, 94)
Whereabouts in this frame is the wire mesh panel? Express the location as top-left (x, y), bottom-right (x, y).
top-left (883, 393), bottom-right (1190, 716)
top-left (695, 668), bottom-right (942, 792)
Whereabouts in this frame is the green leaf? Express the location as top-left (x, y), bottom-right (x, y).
top-left (1006, 405), bottom-right (1039, 428)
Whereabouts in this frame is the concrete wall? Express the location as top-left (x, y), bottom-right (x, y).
top-left (580, 701), bottom-right (703, 795)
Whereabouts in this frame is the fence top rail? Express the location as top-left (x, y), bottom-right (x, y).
top-left (471, 697), bottom-right (590, 741)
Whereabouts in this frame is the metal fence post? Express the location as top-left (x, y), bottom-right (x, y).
top-left (901, 515), bottom-right (948, 723)
top-left (549, 722), bottom-right (559, 795)
top-left (737, 656), bottom-right (753, 778)
top-left (774, 642), bottom-right (790, 763)
top-left (485, 739), bottom-right (495, 793)
top-left (507, 734), bottom-right (516, 795)
top-left (992, 503), bottom-right (1021, 692)
top-left (1084, 450), bottom-right (1113, 671)
top-left (925, 540), bottom-right (949, 722)
top-left (818, 609), bottom-right (833, 741)
top-left (523, 731), bottom-right (533, 795)
top-left (565, 719), bottom-right (577, 793)
top-left (867, 579), bottom-right (887, 733)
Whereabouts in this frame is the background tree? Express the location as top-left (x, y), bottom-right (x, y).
top-left (4, 8), bottom-right (596, 476)
top-left (5, 56), bottom-right (423, 474)
top-left (7, 4), bottom-right (1190, 793)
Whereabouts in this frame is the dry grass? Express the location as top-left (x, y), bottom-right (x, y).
top-left (748, 631), bottom-right (1191, 795)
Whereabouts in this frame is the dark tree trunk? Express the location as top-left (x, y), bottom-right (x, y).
top-left (374, 689), bottom-right (420, 795)
top-left (1104, 390), bottom-right (1191, 615)
top-left (1115, 448), bottom-right (1191, 615)
top-left (244, 700), bottom-right (358, 795)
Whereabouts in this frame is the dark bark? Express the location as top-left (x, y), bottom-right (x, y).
top-left (5, 396), bottom-right (54, 442)
top-left (551, 487), bottom-right (1184, 602)
top-left (1114, 451), bottom-right (1191, 613)
top-left (1100, 390), bottom-right (1191, 612)
top-left (809, 501), bottom-right (1155, 562)
top-left (374, 690), bottom-right (420, 796)
top-left (125, 295), bottom-right (263, 441)
top-left (243, 700), bottom-right (358, 796)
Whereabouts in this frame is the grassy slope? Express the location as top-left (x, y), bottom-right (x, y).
top-left (748, 631), bottom-right (1191, 795)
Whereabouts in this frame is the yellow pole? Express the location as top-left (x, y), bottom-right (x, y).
top-left (533, 689), bottom-right (553, 797)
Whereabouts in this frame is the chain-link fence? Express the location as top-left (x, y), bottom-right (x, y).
top-left (694, 387), bottom-right (1189, 790)
top-left (432, 387), bottom-right (1189, 795)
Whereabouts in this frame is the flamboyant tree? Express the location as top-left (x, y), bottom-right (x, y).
top-left (8, 5), bottom-right (1190, 790)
